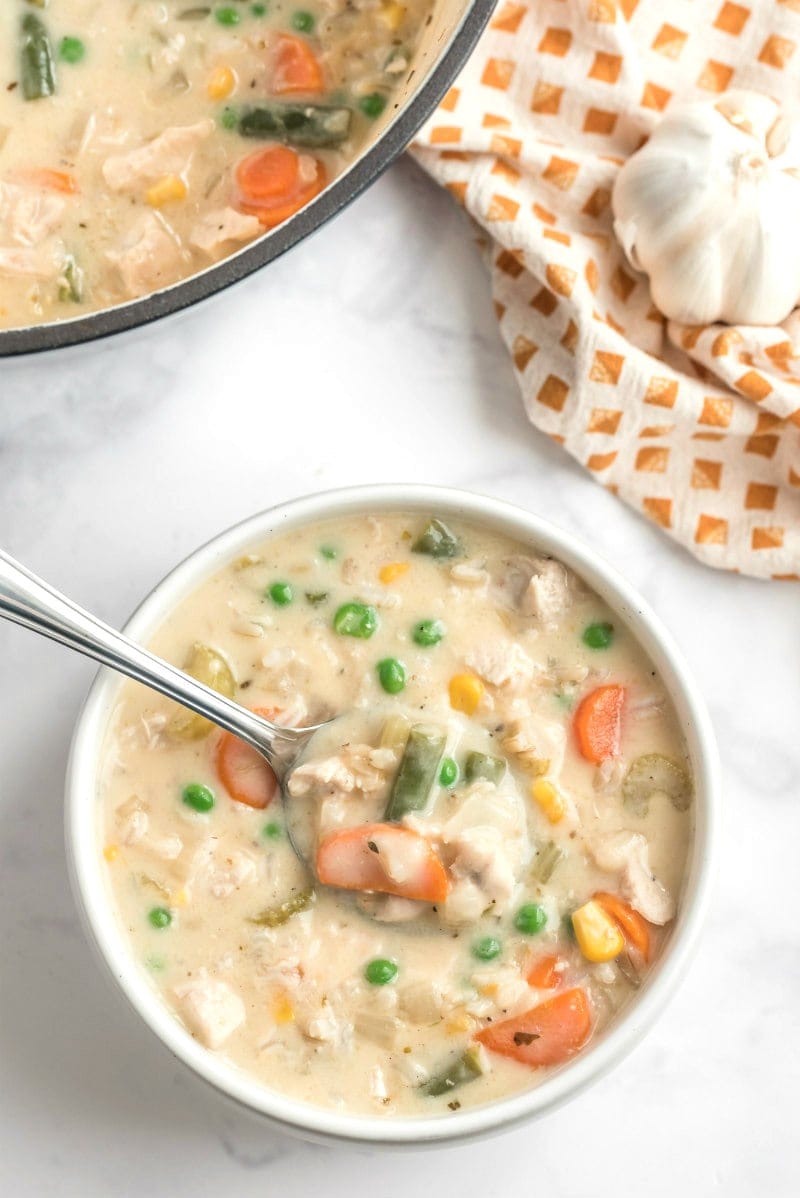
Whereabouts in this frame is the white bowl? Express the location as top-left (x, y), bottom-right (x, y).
top-left (65, 485), bottom-right (720, 1148)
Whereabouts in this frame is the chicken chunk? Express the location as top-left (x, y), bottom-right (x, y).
top-left (175, 975), bottom-right (245, 1049)
top-left (438, 782), bottom-right (529, 924)
top-left (106, 212), bottom-right (184, 298)
top-left (0, 246), bottom-right (56, 279)
top-left (591, 830), bottom-right (675, 925)
top-left (466, 641), bottom-right (539, 691)
top-left (0, 181), bottom-right (66, 246)
top-left (497, 555), bottom-right (573, 626)
top-left (102, 120), bottom-right (214, 191)
top-left (502, 713), bottom-right (566, 776)
top-left (190, 207), bottom-right (262, 255)
top-left (193, 844), bottom-right (258, 899)
top-left (287, 744), bottom-right (396, 801)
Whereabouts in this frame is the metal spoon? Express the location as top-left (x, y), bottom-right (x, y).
top-left (0, 549), bottom-right (328, 825)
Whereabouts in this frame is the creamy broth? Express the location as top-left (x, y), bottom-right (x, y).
top-left (100, 513), bottom-right (692, 1117)
top-left (0, 0), bottom-right (432, 329)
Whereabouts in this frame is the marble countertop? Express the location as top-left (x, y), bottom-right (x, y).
top-left (1, 158), bottom-right (796, 1197)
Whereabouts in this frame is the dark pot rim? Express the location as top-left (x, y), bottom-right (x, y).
top-left (0, 0), bottom-right (494, 359)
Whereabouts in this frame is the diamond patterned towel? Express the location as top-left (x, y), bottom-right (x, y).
top-left (412, 0), bottom-right (800, 578)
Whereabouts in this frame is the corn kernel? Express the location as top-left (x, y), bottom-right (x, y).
top-left (146, 175), bottom-right (187, 207)
top-left (571, 899), bottom-right (625, 963)
top-left (207, 64), bottom-right (236, 100)
top-left (476, 980), bottom-right (499, 997)
top-left (379, 561), bottom-right (410, 585)
top-left (449, 672), bottom-right (485, 715)
top-left (272, 994), bottom-right (295, 1024)
top-left (446, 1010), bottom-right (474, 1034)
top-left (382, 1), bottom-right (407, 29)
top-left (171, 888), bottom-right (189, 908)
top-left (531, 778), bottom-right (566, 824)
top-left (103, 844), bottom-right (119, 862)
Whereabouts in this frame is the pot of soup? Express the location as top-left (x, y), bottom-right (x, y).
top-left (65, 485), bottom-right (720, 1147)
top-left (0, 0), bottom-right (493, 356)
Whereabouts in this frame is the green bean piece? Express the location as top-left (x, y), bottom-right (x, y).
top-left (384, 724), bottom-right (445, 820)
top-left (20, 13), bottom-right (56, 101)
top-left (412, 518), bottom-right (463, 559)
top-left (333, 601), bottom-right (378, 638)
top-left (58, 255), bottom-right (84, 303)
top-left (168, 643), bottom-right (235, 740)
top-left (238, 103), bottom-right (352, 147)
top-left (533, 840), bottom-right (564, 883)
top-left (422, 1046), bottom-right (485, 1097)
top-left (305, 590), bottom-right (329, 606)
top-left (248, 889), bottom-right (314, 927)
top-left (464, 751), bottom-right (506, 785)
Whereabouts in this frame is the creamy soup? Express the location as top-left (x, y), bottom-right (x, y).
top-left (100, 513), bottom-right (692, 1117)
top-left (0, 0), bottom-right (432, 329)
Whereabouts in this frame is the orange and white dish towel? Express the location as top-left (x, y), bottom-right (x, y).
top-left (412, 0), bottom-right (800, 578)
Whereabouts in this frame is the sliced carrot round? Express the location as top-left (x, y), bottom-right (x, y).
top-left (316, 823), bottom-right (450, 904)
top-left (215, 706), bottom-right (280, 809)
top-left (526, 953), bottom-right (564, 990)
top-left (475, 987), bottom-right (592, 1068)
top-left (594, 891), bottom-right (652, 962)
top-left (271, 34), bottom-right (325, 95)
top-left (573, 683), bottom-right (625, 763)
top-left (235, 146), bottom-right (326, 228)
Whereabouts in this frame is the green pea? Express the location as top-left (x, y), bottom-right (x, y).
top-left (359, 93), bottom-right (387, 119)
top-left (472, 935), bottom-right (501, 961)
top-left (291, 10), bottom-right (315, 31)
top-left (438, 756), bottom-right (459, 787)
top-left (59, 37), bottom-right (85, 64)
top-left (182, 782), bottom-right (215, 813)
top-left (220, 107), bottom-right (238, 129)
top-left (251, 2), bottom-right (267, 13)
top-left (333, 602), bottom-right (378, 638)
top-left (263, 821), bottom-right (282, 840)
top-left (148, 907), bottom-right (172, 930)
top-left (514, 903), bottom-right (547, 936)
top-left (215, 6), bottom-right (241, 25)
top-left (365, 957), bottom-right (398, 986)
top-left (377, 657), bottom-right (406, 694)
top-left (320, 545), bottom-right (337, 560)
top-left (413, 618), bottom-right (445, 647)
top-left (268, 581), bottom-right (294, 606)
top-left (582, 621), bottom-right (614, 650)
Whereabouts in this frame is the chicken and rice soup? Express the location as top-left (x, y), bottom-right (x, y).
top-left (100, 513), bottom-right (692, 1116)
top-left (0, 0), bottom-right (432, 329)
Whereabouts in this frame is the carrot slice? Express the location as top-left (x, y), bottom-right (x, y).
top-left (19, 168), bottom-right (78, 194)
top-left (573, 684), bottom-right (625, 763)
top-left (215, 706), bottom-right (280, 809)
top-left (271, 34), bottom-right (325, 95)
top-left (594, 891), bottom-right (651, 962)
top-left (475, 988), bottom-right (592, 1067)
top-left (234, 146), bottom-right (326, 229)
top-left (316, 823), bottom-right (450, 904)
top-left (526, 953), bottom-right (564, 990)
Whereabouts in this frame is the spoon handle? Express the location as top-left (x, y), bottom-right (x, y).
top-left (0, 548), bottom-right (288, 761)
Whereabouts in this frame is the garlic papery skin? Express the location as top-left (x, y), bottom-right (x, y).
top-left (612, 90), bottom-right (800, 326)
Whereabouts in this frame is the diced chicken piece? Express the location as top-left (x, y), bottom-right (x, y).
top-left (497, 555), bottom-right (573, 626)
top-left (356, 893), bottom-right (426, 923)
top-left (190, 207), bottom-right (262, 256)
top-left (294, 1002), bottom-right (352, 1048)
top-left (175, 975), bottom-right (245, 1049)
top-left (148, 833), bottom-right (184, 860)
top-left (395, 1056), bottom-right (430, 1086)
top-left (502, 714), bottom-right (566, 775)
top-left (466, 641), bottom-right (539, 691)
top-left (106, 212), bottom-right (184, 298)
top-left (594, 756), bottom-right (625, 794)
top-left (192, 842), bottom-right (258, 898)
top-left (287, 744), bottom-right (396, 801)
top-left (439, 782), bottom-right (529, 924)
top-left (0, 246), bottom-right (56, 278)
top-left (400, 979), bottom-right (446, 1025)
top-left (341, 557), bottom-right (360, 584)
top-left (354, 1010), bottom-right (402, 1048)
top-left (116, 797), bottom-right (149, 846)
top-left (591, 830), bottom-right (675, 925)
top-left (102, 120), bottom-right (214, 191)
top-left (0, 181), bottom-right (66, 246)
top-left (470, 966), bottom-right (533, 1017)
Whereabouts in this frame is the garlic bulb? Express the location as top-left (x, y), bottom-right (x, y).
top-left (612, 90), bottom-right (800, 326)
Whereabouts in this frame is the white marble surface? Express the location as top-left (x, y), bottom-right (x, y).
top-left (0, 157), bottom-right (797, 1196)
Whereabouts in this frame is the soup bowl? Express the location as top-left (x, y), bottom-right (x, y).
top-left (0, 0), bottom-right (494, 360)
top-left (65, 484), bottom-right (720, 1147)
